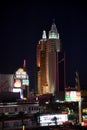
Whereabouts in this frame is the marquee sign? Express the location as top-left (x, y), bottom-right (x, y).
top-left (65, 91), bottom-right (81, 102)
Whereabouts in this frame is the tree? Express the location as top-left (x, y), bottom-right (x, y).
top-left (0, 113), bottom-right (7, 130)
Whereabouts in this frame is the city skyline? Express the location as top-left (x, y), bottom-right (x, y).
top-left (0, 1), bottom-right (87, 89)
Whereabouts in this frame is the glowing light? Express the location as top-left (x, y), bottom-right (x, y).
top-left (39, 114), bottom-right (68, 126)
top-left (22, 125), bottom-right (25, 130)
top-left (14, 80), bottom-right (21, 87)
top-left (17, 68), bottom-right (24, 72)
top-left (65, 91), bottom-right (81, 102)
top-left (15, 68), bottom-right (27, 79)
top-left (22, 79), bottom-right (29, 86)
top-left (13, 88), bottom-right (21, 93)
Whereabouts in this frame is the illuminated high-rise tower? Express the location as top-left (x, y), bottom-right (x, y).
top-left (36, 22), bottom-right (66, 95)
top-left (36, 30), bottom-right (48, 94)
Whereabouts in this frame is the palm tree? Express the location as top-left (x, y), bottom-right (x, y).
top-left (0, 113), bottom-right (7, 130)
top-left (17, 111), bottom-right (25, 128)
top-left (51, 116), bottom-right (57, 125)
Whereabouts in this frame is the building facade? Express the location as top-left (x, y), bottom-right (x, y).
top-left (0, 102), bottom-right (39, 129)
top-left (0, 74), bottom-right (14, 92)
top-left (0, 60), bottom-right (29, 100)
top-left (36, 22), bottom-right (66, 95)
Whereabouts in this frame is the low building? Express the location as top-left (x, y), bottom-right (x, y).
top-left (0, 101), bottom-right (39, 129)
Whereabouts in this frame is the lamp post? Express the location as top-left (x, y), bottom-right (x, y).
top-left (78, 99), bottom-right (82, 124)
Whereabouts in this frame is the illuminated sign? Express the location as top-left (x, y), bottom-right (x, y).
top-left (15, 68), bottom-right (27, 79)
top-left (39, 114), bottom-right (68, 126)
top-left (22, 79), bottom-right (29, 86)
top-left (14, 80), bottom-right (21, 87)
top-left (65, 91), bottom-right (81, 102)
top-left (16, 71), bottom-right (27, 79)
top-left (13, 88), bottom-right (22, 93)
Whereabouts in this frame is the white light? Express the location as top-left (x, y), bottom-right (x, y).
top-left (39, 114), bottom-right (68, 126)
top-left (55, 100), bottom-right (59, 102)
top-left (13, 88), bottom-right (21, 93)
top-left (45, 101), bottom-right (49, 104)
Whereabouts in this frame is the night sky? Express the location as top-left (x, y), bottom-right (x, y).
top-left (0, 0), bottom-right (87, 89)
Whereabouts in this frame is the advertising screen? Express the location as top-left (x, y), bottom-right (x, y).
top-left (39, 114), bottom-right (68, 126)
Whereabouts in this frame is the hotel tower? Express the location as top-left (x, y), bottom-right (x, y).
top-left (36, 22), bottom-right (66, 95)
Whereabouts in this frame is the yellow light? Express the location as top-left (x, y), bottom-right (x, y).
top-left (22, 125), bottom-right (25, 130)
top-left (23, 97), bottom-right (27, 101)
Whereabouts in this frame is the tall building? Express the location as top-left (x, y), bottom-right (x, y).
top-left (36, 22), bottom-right (66, 95)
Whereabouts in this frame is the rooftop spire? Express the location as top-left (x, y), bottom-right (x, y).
top-left (49, 20), bottom-right (59, 39)
top-left (42, 30), bottom-right (47, 39)
top-left (75, 71), bottom-right (80, 90)
top-left (51, 22), bottom-right (57, 33)
top-left (23, 59), bottom-right (26, 71)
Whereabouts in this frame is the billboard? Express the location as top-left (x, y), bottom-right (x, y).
top-left (65, 91), bottom-right (81, 102)
top-left (39, 114), bottom-right (68, 126)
